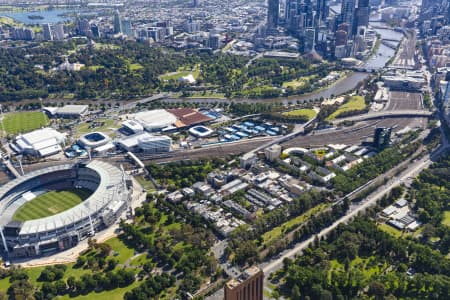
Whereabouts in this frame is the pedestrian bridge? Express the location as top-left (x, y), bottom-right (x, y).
top-left (331, 110), bottom-right (433, 124)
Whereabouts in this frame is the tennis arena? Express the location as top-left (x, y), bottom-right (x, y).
top-left (0, 160), bottom-right (132, 258)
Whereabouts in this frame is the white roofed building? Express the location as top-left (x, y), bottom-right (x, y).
top-left (122, 120), bottom-right (144, 134)
top-left (118, 132), bottom-right (172, 153)
top-left (13, 128), bottom-right (66, 157)
top-left (132, 109), bottom-right (177, 132)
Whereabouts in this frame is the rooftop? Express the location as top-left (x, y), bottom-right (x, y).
top-left (56, 105), bottom-right (89, 115)
top-left (166, 108), bottom-right (212, 127)
top-left (225, 266), bottom-right (262, 290)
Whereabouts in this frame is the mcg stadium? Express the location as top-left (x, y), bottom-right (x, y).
top-left (0, 160), bottom-right (132, 258)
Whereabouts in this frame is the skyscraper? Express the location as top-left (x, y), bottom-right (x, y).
top-left (113, 10), bottom-right (122, 34)
top-left (121, 18), bottom-right (132, 37)
top-left (340, 0), bottom-right (355, 33)
top-left (267, 0), bottom-right (279, 29)
top-left (316, 0), bottom-right (329, 26)
top-left (355, 0), bottom-right (369, 28)
top-left (304, 27), bottom-right (316, 52)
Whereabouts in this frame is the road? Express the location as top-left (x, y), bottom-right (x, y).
top-left (260, 149), bottom-right (439, 278)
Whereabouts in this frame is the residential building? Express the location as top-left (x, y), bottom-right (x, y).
top-left (264, 144), bottom-right (281, 162)
top-left (224, 266), bottom-right (264, 300)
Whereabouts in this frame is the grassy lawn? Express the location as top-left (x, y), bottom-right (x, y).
top-left (327, 95), bottom-right (366, 120)
top-left (0, 262), bottom-right (92, 290)
top-left (87, 65), bottom-right (103, 71)
top-left (105, 237), bottom-right (135, 265)
top-left (135, 175), bottom-right (156, 191)
top-left (1, 236), bottom-right (139, 297)
top-left (187, 92), bottom-right (226, 99)
top-left (282, 75), bottom-right (317, 88)
top-left (128, 63), bottom-right (144, 71)
top-left (282, 108), bottom-right (317, 119)
top-left (129, 253), bottom-right (148, 267)
top-left (328, 256), bottom-right (387, 284)
top-left (442, 211), bottom-right (450, 227)
top-left (262, 203), bottom-right (329, 247)
top-left (1, 111), bottom-right (49, 135)
top-left (92, 43), bottom-right (120, 50)
top-left (75, 118), bottom-right (119, 137)
top-left (0, 277), bottom-right (9, 292)
top-left (0, 16), bottom-right (18, 26)
top-left (13, 189), bottom-right (92, 221)
top-left (159, 70), bottom-right (200, 81)
top-left (378, 222), bottom-right (403, 238)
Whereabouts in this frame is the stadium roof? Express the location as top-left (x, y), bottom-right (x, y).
top-left (16, 128), bottom-right (65, 146)
top-left (0, 161), bottom-right (126, 235)
top-left (132, 109), bottom-right (177, 130)
top-left (166, 108), bottom-right (213, 127)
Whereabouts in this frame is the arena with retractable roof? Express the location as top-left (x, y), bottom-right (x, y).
top-left (0, 160), bottom-right (132, 258)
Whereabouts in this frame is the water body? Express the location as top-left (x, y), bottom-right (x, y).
top-left (1, 9), bottom-right (73, 24)
top-left (373, 27), bottom-right (404, 41)
top-left (362, 43), bottom-right (396, 70)
top-left (164, 72), bottom-right (370, 105)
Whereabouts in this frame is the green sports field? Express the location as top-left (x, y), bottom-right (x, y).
top-left (0, 111), bottom-right (49, 135)
top-left (13, 188), bottom-right (92, 221)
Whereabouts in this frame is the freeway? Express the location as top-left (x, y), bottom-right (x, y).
top-left (260, 148), bottom-right (440, 278)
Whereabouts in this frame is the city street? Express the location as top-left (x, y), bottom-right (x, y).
top-left (259, 149), bottom-right (439, 279)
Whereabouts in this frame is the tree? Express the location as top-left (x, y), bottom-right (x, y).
top-left (67, 276), bottom-right (76, 291)
top-left (8, 280), bottom-right (34, 300)
top-left (55, 280), bottom-right (67, 295)
top-left (292, 284), bottom-right (301, 299)
top-left (368, 281), bottom-right (386, 300)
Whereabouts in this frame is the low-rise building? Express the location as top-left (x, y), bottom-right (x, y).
top-left (118, 132), bottom-right (171, 153)
top-left (12, 128), bottom-right (66, 157)
top-left (264, 144), bottom-right (281, 162)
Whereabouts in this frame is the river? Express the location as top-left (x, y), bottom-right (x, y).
top-left (166, 25), bottom-right (400, 105)
top-left (0, 9), bottom-right (74, 24)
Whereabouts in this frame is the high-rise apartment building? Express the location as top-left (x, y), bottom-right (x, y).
top-left (224, 266), bottom-right (264, 300)
top-left (42, 23), bottom-right (53, 40)
top-left (52, 23), bottom-right (65, 41)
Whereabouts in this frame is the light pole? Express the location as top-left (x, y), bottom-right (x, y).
top-left (16, 154), bottom-right (24, 176)
top-left (0, 104), bottom-right (4, 135)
